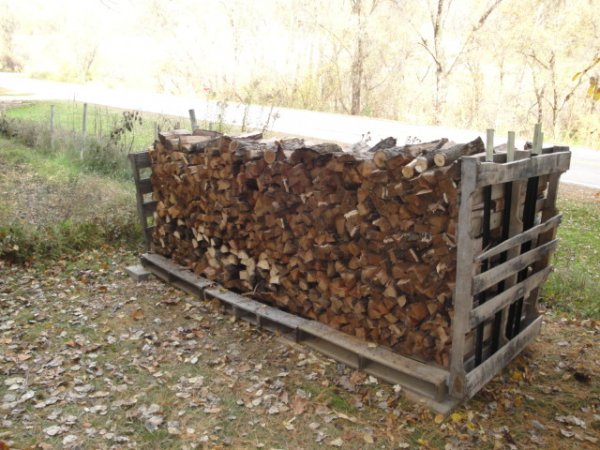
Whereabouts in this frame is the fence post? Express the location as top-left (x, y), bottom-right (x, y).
top-left (154, 122), bottom-right (159, 141)
top-left (189, 109), bottom-right (198, 131)
top-left (49, 105), bottom-right (55, 149)
top-left (80, 103), bottom-right (88, 160)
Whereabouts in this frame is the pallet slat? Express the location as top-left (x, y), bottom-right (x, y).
top-left (474, 151), bottom-right (571, 187)
top-left (474, 214), bottom-right (562, 262)
top-left (449, 157), bottom-right (478, 397)
top-left (142, 201), bottom-right (157, 216)
top-left (129, 151), bottom-right (152, 169)
top-left (138, 178), bottom-right (153, 195)
top-left (141, 253), bottom-right (215, 292)
top-left (469, 266), bottom-right (552, 328)
top-left (464, 315), bottom-right (542, 398)
top-left (471, 239), bottom-right (558, 295)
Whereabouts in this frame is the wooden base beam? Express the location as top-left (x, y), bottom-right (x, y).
top-left (139, 252), bottom-right (457, 414)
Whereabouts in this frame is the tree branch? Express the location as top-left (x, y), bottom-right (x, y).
top-left (445, 0), bottom-right (505, 76)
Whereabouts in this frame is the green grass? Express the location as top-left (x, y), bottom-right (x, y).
top-left (4, 100), bottom-right (158, 150)
top-left (541, 197), bottom-right (600, 318)
top-left (0, 137), bottom-right (142, 263)
top-left (0, 100), bottom-right (245, 180)
top-left (1, 101), bottom-right (158, 179)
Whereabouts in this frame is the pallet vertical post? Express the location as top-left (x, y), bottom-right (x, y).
top-left (475, 129), bottom-right (495, 366)
top-left (189, 109), bottom-right (198, 131)
top-left (498, 131), bottom-right (525, 346)
top-left (449, 156), bottom-right (478, 397)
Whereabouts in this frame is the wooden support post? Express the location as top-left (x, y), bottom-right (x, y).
top-left (525, 147), bottom-right (564, 320)
top-left (449, 156), bottom-right (478, 397)
top-left (154, 122), bottom-right (159, 141)
top-left (475, 130), bottom-right (494, 366)
top-left (508, 125), bottom-right (543, 338)
top-left (532, 124), bottom-right (542, 155)
top-left (189, 109), bottom-right (198, 131)
top-left (490, 130), bottom-right (517, 352)
top-left (485, 129), bottom-right (494, 162)
top-left (507, 131), bottom-right (515, 163)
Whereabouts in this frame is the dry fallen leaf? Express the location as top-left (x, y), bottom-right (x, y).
top-left (329, 437), bottom-right (343, 447)
top-left (44, 425), bottom-right (62, 436)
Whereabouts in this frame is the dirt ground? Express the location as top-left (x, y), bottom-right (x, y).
top-left (0, 246), bottom-right (598, 449)
top-left (557, 183), bottom-right (600, 204)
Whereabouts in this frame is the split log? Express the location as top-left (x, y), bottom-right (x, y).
top-left (433, 137), bottom-right (484, 168)
top-left (147, 129), bottom-right (469, 367)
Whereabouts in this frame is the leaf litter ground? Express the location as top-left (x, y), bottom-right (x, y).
top-left (0, 152), bottom-right (599, 449)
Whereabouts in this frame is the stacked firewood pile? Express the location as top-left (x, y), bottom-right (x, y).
top-left (148, 129), bottom-right (484, 367)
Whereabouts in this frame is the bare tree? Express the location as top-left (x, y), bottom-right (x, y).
top-left (529, 49), bottom-right (600, 136)
top-left (402, 0), bottom-right (505, 124)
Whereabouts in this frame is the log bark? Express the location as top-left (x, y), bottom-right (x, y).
top-left (433, 137), bottom-right (484, 167)
top-left (148, 130), bottom-right (463, 367)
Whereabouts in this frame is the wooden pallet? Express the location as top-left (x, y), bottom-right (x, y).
top-left (140, 252), bottom-right (458, 414)
top-left (448, 145), bottom-right (570, 398)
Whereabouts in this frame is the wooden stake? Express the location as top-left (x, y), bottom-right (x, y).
top-left (532, 123), bottom-right (542, 155)
top-left (189, 109), bottom-right (198, 131)
top-left (507, 131), bottom-right (515, 162)
top-left (485, 129), bottom-right (494, 162)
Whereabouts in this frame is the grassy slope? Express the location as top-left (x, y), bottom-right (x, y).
top-left (0, 137), bottom-right (141, 263)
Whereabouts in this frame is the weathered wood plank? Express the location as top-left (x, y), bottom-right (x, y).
top-left (474, 214), bottom-right (562, 262)
top-left (464, 316), bottom-right (542, 398)
top-left (129, 152), bottom-right (152, 249)
top-left (475, 151), bottom-right (570, 187)
top-left (138, 178), bottom-right (153, 195)
top-left (143, 201), bottom-right (158, 216)
top-left (302, 321), bottom-right (447, 383)
top-left (497, 178), bottom-right (526, 346)
top-left (449, 157), bottom-right (478, 398)
top-left (141, 253), bottom-right (215, 291)
top-left (469, 266), bottom-right (552, 328)
top-left (472, 239), bottom-right (558, 295)
top-left (525, 171), bottom-right (563, 319)
top-left (129, 151), bottom-right (152, 169)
